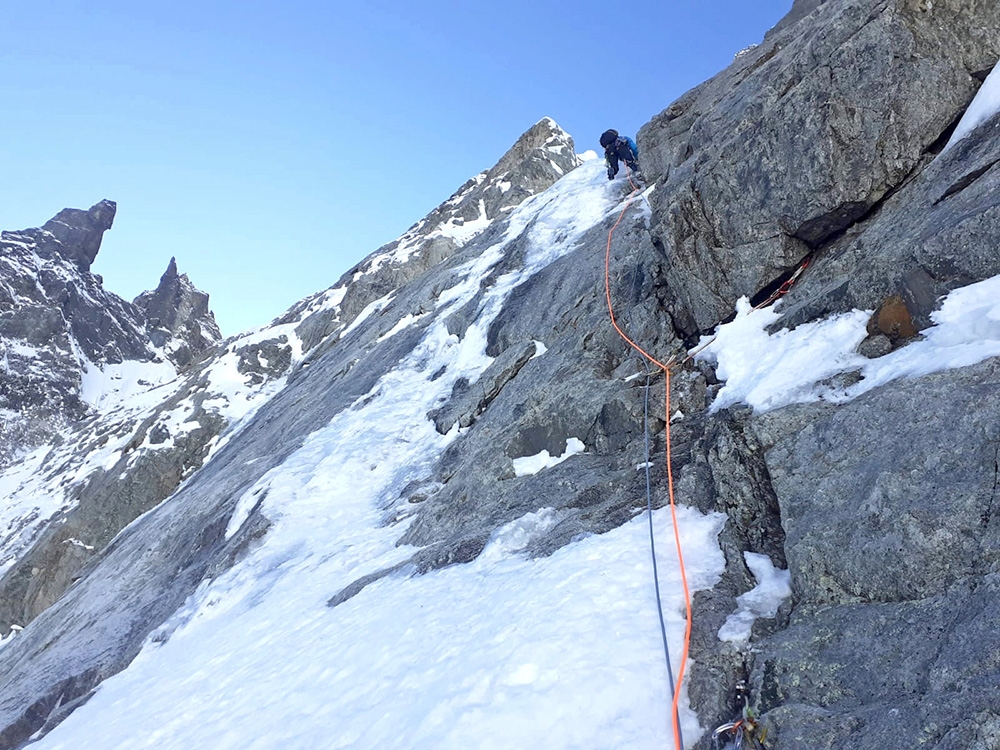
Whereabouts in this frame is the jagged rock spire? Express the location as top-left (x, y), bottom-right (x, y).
top-left (134, 257), bottom-right (222, 367)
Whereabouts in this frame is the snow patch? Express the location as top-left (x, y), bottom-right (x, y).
top-left (512, 438), bottom-right (586, 477)
top-left (80, 359), bottom-right (178, 414)
top-left (377, 313), bottom-right (430, 344)
top-left (698, 274), bottom-right (1000, 413)
top-left (718, 552), bottom-right (791, 642)
top-left (943, 60), bottom-right (1000, 152)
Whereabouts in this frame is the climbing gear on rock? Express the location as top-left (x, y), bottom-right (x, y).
top-left (712, 697), bottom-right (768, 750)
top-left (603, 160), bottom-right (805, 749)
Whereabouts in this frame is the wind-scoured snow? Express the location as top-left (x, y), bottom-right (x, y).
top-left (80, 359), bottom-right (178, 413)
top-left (698, 273), bottom-right (1000, 413)
top-left (25, 159), bottom-right (735, 750)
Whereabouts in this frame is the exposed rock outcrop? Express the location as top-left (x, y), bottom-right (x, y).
top-left (742, 359), bottom-right (1000, 749)
top-left (639, 0), bottom-right (1000, 334)
top-left (0, 201), bottom-right (152, 461)
top-left (133, 257), bottom-right (222, 368)
top-left (38, 199), bottom-right (117, 272)
top-left (0, 204), bottom-right (226, 464)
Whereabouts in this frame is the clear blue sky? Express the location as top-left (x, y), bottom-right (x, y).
top-left (1, 0), bottom-right (791, 335)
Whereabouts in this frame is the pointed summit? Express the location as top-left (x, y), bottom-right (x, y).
top-left (421, 117), bottom-right (579, 236)
top-left (161, 256), bottom-right (180, 281)
top-left (134, 258), bottom-right (222, 367)
top-left (277, 118), bottom-right (582, 340)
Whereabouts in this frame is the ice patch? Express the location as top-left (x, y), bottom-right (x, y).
top-left (479, 507), bottom-right (561, 562)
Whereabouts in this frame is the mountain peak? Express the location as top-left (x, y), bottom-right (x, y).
top-left (162, 256), bottom-right (179, 281)
top-left (282, 118), bottom-right (581, 334)
top-left (134, 258), bottom-right (221, 367)
top-left (40, 199), bottom-right (116, 271)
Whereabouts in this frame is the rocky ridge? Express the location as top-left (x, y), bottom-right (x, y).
top-left (133, 257), bottom-right (222, 368)
top-left (0, 202), bottom-right (222, 465)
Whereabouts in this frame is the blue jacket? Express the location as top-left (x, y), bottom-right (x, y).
top-left (619, 136), bottom-right (638, 160)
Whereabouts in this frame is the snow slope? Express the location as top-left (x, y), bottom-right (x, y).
top-left (24, 159), bottom-right (733, 750)
top-left (12, 145), bottom-right (1000, 748)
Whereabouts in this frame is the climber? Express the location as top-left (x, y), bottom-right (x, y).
top-left (600, 129), bottom-right (641, 181)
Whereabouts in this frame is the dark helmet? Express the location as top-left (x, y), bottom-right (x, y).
top-left (599, 129), bottom-right (619, 148)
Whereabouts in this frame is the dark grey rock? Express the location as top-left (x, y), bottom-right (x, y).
top-left (776, 107), bottom-right (1000, 331)
top-left (38, 200), bottom-right (116, 271)
top-left (725, 358), bottom-right (1000, 748)
top-left (133, 257), bottom-right (222, 368)
top-left (3, 2), bottom-right (1000, 744)
top-left (638, 0), bottom-right (1000, 332)
top-left (236, 336), bottom-right (293, 386)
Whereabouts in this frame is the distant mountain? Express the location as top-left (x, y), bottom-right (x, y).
top-left (1, 3), bottom-right (1000, 748)
top-left (0, 201), bottom-right (220, 466)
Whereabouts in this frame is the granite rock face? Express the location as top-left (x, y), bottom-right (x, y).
top-left (38, 200), bottom-right (117, 272)
top-left (638, 0), bottom-right (1000, 334)
top-left (775, 105), bottom-right (1000, 333)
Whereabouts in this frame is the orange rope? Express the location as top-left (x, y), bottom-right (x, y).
top-left (603, 171), bottom-right (690, 750)
top-left (604, 167), bottom-right (809, 749)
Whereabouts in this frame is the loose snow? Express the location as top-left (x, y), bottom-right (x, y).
top-left (697, 273), bottom-right (1000, 413)
top-left (512, 437), bottom-right (586, 477)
